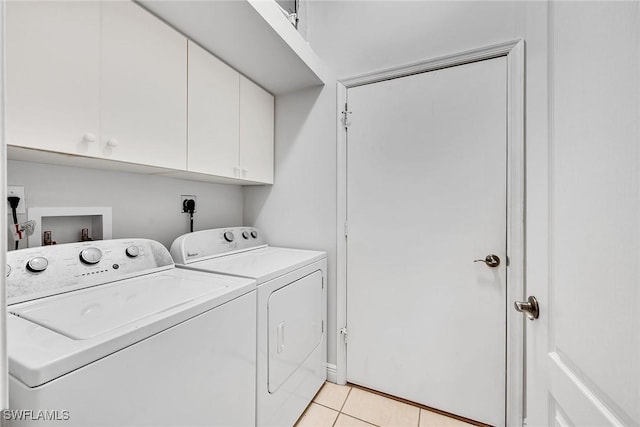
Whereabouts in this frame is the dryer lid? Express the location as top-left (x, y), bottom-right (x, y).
top-left (184, 247), bottom-right (326, 283)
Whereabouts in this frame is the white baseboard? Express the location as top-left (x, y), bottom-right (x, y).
top-left (326, 363), bottom-right (337, 383)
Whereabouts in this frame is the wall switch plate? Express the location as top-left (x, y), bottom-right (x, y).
top-left (181, 195), bottom-right (197, 213)
top-left (7, 185), bottom-right (26, 214)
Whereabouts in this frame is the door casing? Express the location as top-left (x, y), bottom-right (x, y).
top-left (335, 39), bottom-right (525, 427)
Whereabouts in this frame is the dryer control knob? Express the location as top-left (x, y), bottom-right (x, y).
top-left (80, 247), bottom-right (103, 265)
top-left (250, 231), bottom-right (258, 239)
top-left (224, 231), bottom-right (235, 243)
top-left (27, 257), bottom-right (48, 273)
top-left (126, 245), bottom-right (140, 258)
top-left (242, 231), bottom-right (250, 239)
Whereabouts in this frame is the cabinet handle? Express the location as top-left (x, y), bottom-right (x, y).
top-left (241, 168), bottom-right (248, 178)
top-left (233, 166), bottom-right (241, 178)
top-left (106, 138), bottom-right (119, 148)
top-left (82, 133), bottom-right (97, 143)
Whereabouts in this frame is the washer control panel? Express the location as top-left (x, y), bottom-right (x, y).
top-left (170, 227), bottom-right (267, 264)
top-left (6, 239), bottom-right (174, 305)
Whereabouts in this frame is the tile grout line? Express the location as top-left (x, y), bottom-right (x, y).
top-left (339, 386), bottom-right (353, 412)
top-left (337, 387), bottom-right (384, 427)
top-left (329, 386), bottom-right (352, 427)
top-left (312, 401), bottom-right (341, 412)
top-left (309, 382), bottom-right (473, 427)
top-left (347, 383), bottom-right (484, 426)
top-left (340, 412), bottom-right (383, 427)
top-left (330, 405), bottom-right (338, 427)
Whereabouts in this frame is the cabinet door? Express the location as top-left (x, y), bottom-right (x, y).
top-left (187, 41), bottom-right (239, 178)
top-left (100, 1), bottom-right (187, 170)
top-left (239, 76), bottom-right (274, 184)
top-left (6, 1), bottom-right (100, 156)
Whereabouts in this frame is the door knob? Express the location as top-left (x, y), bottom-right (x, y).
top-left (474, 254), bottom-right (500, 267)
top-left (514, 296), bottom-right (539, 320)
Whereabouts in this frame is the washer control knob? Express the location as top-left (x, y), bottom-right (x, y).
top-left (223, 231), bottom-right (235, 242)
top-left (250, 231), bottom-right (258, 239)
top-left (27, 257), bottom-right (48, 273)
top-left (6, 264), bottom-right (12, 277)
top-left (242, 231), bottom-right (250, 239)
top-left (125, 245), bottom-right (140, 258)
top-left (80, 247), bottom-right (103, 264)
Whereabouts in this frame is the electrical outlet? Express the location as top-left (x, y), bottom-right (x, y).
top-left (181, 195), bottom-right (197, 213)
top-left (7, 185), bottom-right (26, 215)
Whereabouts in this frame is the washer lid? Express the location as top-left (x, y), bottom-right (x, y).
top-left (8, 269), bottom-right (256, 387)
top-left (12, 271), bottom-right (232, 339)
top-left (183, 247), bottom-right (326, 283)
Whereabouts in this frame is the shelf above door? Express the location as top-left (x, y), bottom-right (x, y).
top-left (137, 0), bottom-right (329, 95)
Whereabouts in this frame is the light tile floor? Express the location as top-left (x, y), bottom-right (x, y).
top-left (295, 382), bottom-right (479, 427)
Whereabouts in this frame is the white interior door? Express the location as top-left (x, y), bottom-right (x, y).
top-left (346, 57), bottom-right (508, 426)
top-left (526, 2), bottom-right (639, 426)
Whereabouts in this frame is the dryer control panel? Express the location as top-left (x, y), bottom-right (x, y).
top-left (170, 227), bottom-right (267, 264)
top-left (6, 239), bottom-right (174, 305)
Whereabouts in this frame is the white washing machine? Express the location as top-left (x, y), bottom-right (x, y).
top-left (5, 238), bottom-right (257, 427)
top-left (170, 227), bottom-right (327, 427)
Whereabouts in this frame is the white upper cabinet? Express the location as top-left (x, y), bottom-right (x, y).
top-left (6, 1), bottom-right (101, 156)
top-left (187, 41), bottom-right (240, 178)
top-left (6, 0), bottom-right (275, 185)
top-left (188, 44), bottom-right (274, 184)
top-left (240, 76), bottom-right (274, 184)
top-left (100, 1), bottom-right (187, 170)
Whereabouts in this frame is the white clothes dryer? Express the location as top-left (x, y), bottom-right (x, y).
top-left (171, 227), bottom-right (327, 427)
top-left (5, 239), bottom-right (257, 427)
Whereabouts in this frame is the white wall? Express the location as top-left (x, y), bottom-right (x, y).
top-left (244, 84), bottom-right (337, 365)
top-left (305, 1), bottom-right (523, 78)
top-left (7, 160), bottom-right (243, 250)
top-left (243, 0), bottom-right (537, 367)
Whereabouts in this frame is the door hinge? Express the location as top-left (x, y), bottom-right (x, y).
top-left (344, 221), bottom-right (348, 237)
top-left (341, 103), bottom-right (352, 128)
top-left (340, 327), bottom-right (348, 344)
top-left (523, 417), bottom-right (527, 427)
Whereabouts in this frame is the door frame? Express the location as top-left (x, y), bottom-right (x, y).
top-left (1, 0), bottom-right (9, 410)
top-left (335, 39), bottom-right (525, 426)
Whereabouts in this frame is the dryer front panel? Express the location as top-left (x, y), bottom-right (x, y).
top-left (267, 270), bottom-right (323, 393)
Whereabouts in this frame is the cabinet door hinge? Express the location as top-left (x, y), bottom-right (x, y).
top-left (341, 103), bottom-right (352, 128)
top-left (344, 221), bottom-right (348, 237)
top-left (340, 327), bottom-right (348, 344)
